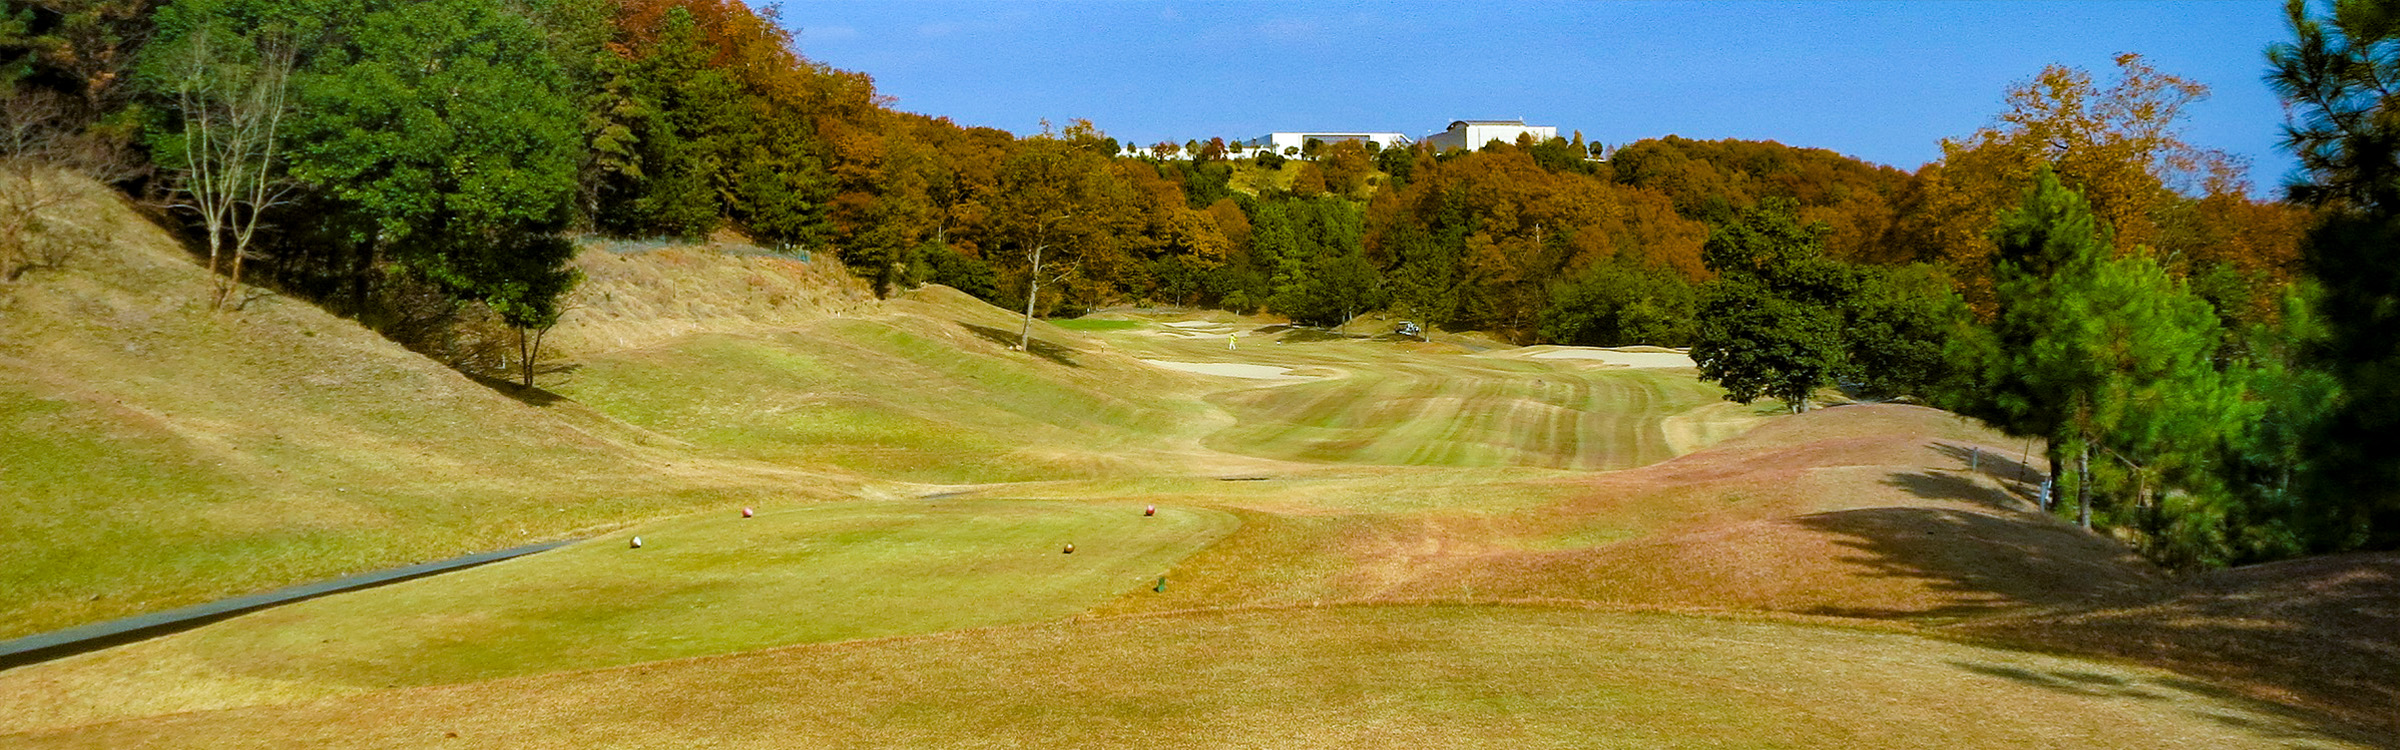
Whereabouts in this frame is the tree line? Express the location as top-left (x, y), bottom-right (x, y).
top-left (4, 0), bottom-right (2396, 567)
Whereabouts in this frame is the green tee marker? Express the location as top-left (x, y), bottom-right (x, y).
top-left (1153, 576), bottom-right (1167, 593)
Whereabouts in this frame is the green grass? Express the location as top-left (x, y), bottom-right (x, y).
top-left (14, 605), bottom-right (2376, 749)
top-left (554, 321), bottom-right (1215, 483)
top-left (1207, 363), bottom-right (1726, 469)
top-left (0, 500), bottom-right (1238, 729)
top-left (0, 289), bottom-right (836, 639)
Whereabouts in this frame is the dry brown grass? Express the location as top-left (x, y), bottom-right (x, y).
top-left (1955, 552), bottom-right (2400, 739)
top-left (4, 605), bottom-right (2375, 750)
top-left (1314, 405), bottom-right (2162, 621)
top-left (551, 241), bottom-right (875, 357)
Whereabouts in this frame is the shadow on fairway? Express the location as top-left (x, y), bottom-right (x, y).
top-left (1952, 553), bottom-right (2400, 744)
top-left (1882, 469), bottom-right (2034, 513)
top-left (1929, 441), bottom-right (2046, 493)
top-left (958, 322), bottom-right (1081, 367)
top-left (468, 372), bottom-right (578, 407)
top-left (1791, 504), bottom-right (2158, 620)
top-left (1945, 659), bottom-right (2377, 749)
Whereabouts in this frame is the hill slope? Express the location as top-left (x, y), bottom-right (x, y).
top-left (0, 178), bottom-right (845, 638)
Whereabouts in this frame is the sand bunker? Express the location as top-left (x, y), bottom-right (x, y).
top-left (1140, 360), bottom-right (1307, 380)
top-left (1530, 348), bottom-right (1696, 368)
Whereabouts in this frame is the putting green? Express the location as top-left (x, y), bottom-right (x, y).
top-left (9, 605), bottom-right (2373, 749)
top-left (0, 500), bottom-right (1237, 731)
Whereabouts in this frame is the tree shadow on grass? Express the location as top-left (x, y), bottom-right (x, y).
top-left (1948, 661), bottom-right (2162, 699)
top-left (1943, 660), bottom-right (2376, 748)
top-left (1790, 504), bottom-right (2159, 620)
top-left (958, 322), bottom-right (1080, 367)
top-left (1953, 553), bottom-right (2400, 745)
top-left (1276, 328), bottom-right (1356, 343)
top-left (1883, 469), bottom-right (2036, 513)
top-left (1811, 478), bottom-right (2396, 743)
top-left (1929, 441), bottom-right (2046, 492)
top-left (466, 370), bottom-right (579, 407)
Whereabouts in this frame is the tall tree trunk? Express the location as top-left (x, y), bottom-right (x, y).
top-left (2044, 447), bottom-right (2063, 512)
top-left (1017, 243), bottom-right (1043, 352)
top-left (518, 326), bottom-right (534, 387)
top-left (350, 236), bottom-right (377, 318)
top-left (2077, 443), bottom-right (2092, 530)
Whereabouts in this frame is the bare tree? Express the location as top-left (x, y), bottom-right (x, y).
top-left (0, 90), bottom-right (138, 281)
top-left (161, 26), bottom-right (297, 309)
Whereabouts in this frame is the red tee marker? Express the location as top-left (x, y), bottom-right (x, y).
top-left (1144, 505), bottom-right (1156, 517)
top-left (742, 507), bottom-right (754, 518)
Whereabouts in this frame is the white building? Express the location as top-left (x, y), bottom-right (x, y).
top-left (1237, 131), bottom-right (1413, 157)
top-left (1419, 119), bottom-right (1560, 152)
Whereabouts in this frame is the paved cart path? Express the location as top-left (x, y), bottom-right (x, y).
top-left (0, 539), bottom-right (575, 670)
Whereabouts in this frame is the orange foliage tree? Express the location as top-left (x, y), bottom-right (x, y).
top-left (1894, 53), bottom-right (2300, 315)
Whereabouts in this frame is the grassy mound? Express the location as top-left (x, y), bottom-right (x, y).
top-left (0, 178), bottom-right (841, 639)
top-left (550, 303), bottom-right (1223, 484)
top-left (1378, 405), bottom-right (2162, 620)
top-left (548, 240), bottom-right (871, 356)
top-left (6, 605), bottom-right (2374, 749)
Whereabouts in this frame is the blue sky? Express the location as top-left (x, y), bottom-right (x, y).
top-left (773, 1), bottom-right (2297, 190)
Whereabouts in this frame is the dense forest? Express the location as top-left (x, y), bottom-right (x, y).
top-left (3, 0), bottom-right (2396, 568)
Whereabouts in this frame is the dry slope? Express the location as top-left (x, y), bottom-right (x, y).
top-left (0, 177), bottom-right (843, 638)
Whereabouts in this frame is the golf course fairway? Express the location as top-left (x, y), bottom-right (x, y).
top-left (7, 220), bottom-right (2392, 747)
top-left (2, 606), bottom-right (2374, 749)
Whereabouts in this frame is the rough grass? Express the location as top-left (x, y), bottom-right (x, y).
top-left (5, 605), bottom-right (2377, 749)
top-left (1954, 552), bottom-right (2400, 738)
top-left (0, 181), bottom-right (844, 639)
top-left (1371, 405), bottom-right (2165, 622)
top-left (0, 500), bottom-right (1236, 732)
top-left (1047, 317), bottom-right (1142, 331)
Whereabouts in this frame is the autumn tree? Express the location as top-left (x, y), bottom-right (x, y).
top-left (1367, 147), bottom-right (1706, 341)
top-left (1610, 135), bottom-right (1911, 260)
top-left (988, 135), bottom-right (1122, 351)
top-left (1896, 54), bottom-right (2249, 308)
top-left (1317, 139), bottom-right (1374, 198)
